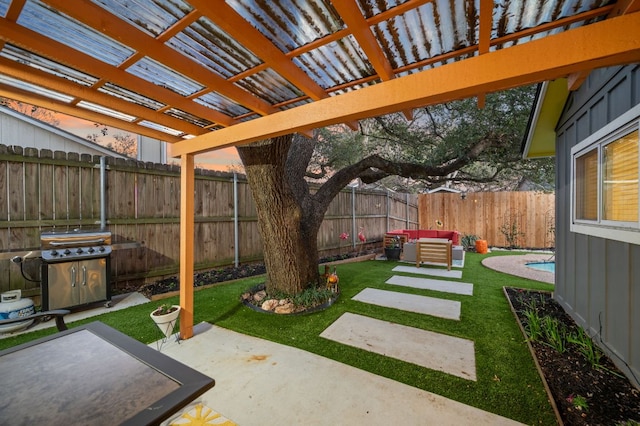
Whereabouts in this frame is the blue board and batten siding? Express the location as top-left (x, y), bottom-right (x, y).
top-left (555, 64), bottom-right (640, 387)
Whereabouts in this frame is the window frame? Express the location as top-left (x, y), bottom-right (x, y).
top-left (570, 103), bottom-right (640, 245)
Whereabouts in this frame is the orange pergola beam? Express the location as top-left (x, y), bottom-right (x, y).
top-left (0, 58), bottom-right (207, 137)
top-left (44, 0), bottom-right (277, 117)
top-left (171, 11), bottom-right (640, 157)
top-left (0, 85), bottom-right (183, 142)
top-left (190, 0), bottom-right (328, 102)
top-left (476, 0), bottom-right (494, 108)
top-left (0, 17), bottom-right (237, 128)
top-left (333, 0), bottom-right (395, 81)
top-left (179, 153), bottom-right (195, 339)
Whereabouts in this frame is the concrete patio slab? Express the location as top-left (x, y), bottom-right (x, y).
top-left (352, 288), bottom-right (461, 320)
top-left (392, 265), bottom-right (463, 279)
top-left (386, 275), bottom-right (473, 296)
top-left (320, 312), bottom-right (476, 381)
top-left (157, 322), bottom-right (521, 426)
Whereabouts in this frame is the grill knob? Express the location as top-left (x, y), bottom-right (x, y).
top-left (88, 247), bottom-right (95, 253)
top-left (51, 249), bottom-right (58, 256)
top-left (99, 246), bottom-right (105, 252)
top-left (76, 248), bottom-right (83, 254)
top-left (64, 249), bottom-right (71, 255)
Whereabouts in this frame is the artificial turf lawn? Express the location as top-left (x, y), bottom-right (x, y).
top-left (0, 251), bottom-right (556, 425)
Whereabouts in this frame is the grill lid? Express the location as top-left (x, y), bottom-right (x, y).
top-left (40, 229), bottom-right (111, 249)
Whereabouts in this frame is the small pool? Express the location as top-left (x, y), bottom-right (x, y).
top-left (526, 261), bottom-right (555, 273)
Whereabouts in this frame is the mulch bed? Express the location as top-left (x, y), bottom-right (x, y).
top-left (141, 251), bottom-right (376, 298)
top-left (505, 287), bottom-right (640, 425)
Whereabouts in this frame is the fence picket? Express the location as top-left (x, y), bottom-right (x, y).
top-left (0, 146), bottom-right (554, 296)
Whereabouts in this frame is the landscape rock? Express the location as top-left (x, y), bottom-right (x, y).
top-left (260, 299), bottom-right (279, 311)
top-left (274, 302), bottom-right (295, 314)
top-left (253, 290), bottom-right (267, 302)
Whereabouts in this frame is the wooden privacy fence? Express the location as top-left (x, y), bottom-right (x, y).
top-left (0, 145), bottom-right (418, 296)
top-left (418, 191), bottom-right (555, 249)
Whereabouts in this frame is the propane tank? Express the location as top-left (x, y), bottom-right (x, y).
top-left (0, 290), bottom-right (35, 333)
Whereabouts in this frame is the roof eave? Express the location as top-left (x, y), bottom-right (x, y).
top-left (521, 78), bottom-right (569, 159)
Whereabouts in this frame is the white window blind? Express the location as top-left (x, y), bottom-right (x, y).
top-left (602, 130), bottom-right (638, 222)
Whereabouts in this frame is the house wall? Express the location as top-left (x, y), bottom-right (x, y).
top-left (555, 64), bottom-right (640, 388)
top-left (0, 107), bottom-right (121, 157)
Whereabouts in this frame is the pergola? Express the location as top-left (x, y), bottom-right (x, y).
top-left (1, 0), bottom-right (639, 338)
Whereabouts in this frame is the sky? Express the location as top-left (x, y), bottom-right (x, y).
top-left (56, 113), bottom-right (241, 171)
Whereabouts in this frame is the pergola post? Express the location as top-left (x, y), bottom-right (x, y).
top-left (179, 153), bottom-right (195, 339)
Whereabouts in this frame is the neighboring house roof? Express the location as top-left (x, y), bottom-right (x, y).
top-left (0, 105), bottom-right (128, 158)
top-left (521, 79), bottom-right (569, 159)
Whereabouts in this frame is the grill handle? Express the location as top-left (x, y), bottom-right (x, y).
top-left (49, 239), bottom-right (106, 247)
top-left (71, 266), bottom-right (77, 287)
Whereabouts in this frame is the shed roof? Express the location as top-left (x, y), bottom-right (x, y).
top-left (0, 104), bottom-right (128, 157)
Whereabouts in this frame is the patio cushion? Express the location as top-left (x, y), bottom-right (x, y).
top-left (387, 229), bottom-right (459, 245)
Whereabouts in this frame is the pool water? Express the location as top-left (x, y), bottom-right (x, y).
top-left (526, 261), bottom-right (555, 273)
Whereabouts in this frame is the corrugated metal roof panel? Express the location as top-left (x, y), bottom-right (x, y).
top-left (77, 101), bottom-right (137, 122)
top-left (194, 92), bottom-right (250, 118)
top-left (18, 0), bottom-right (133, 66)
top-left (0, 74), bottom-right (74, 103)
top-left (226, 0), bottom-right (343, 52)
top-left (126, 56), bottom-right (204, 96)
top-left (294, 35), bottom-right (375, 89)
top-left (138, 120), bottom-right (183, 136)
top-left (0, 0), bottom-right (10, 18)
top-left (166, 16), bottom-right (262, 79)
top-left (372, 2), bottom-right (452, 70)
top-left (91, 0), bottom-right (191, 37)
top-left (357, 0), bottom-right (412, 18)
top-left (98, 83), bottom-right (165, 111)
top-left (0, 44), bottom-right (99, 86)
top-left (237, 68), bottom-right (303, 104)
top-left (0, 0), bottom-right (620, 143)
top-left (164, 108), bottom-right (214, 128)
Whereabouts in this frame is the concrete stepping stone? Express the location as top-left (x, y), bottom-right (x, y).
top-left (352, 288), bottom-right (461, 320)
top-left (320, 312), bottom-right (476, 381)
top-left (386, 275), bottom-right (473, 296)
top-left (393, 265), bottom-right (463, 279)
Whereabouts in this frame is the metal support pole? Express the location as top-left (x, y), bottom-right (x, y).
top-left (406, 192), bottom-right (410, 228)
top-left (351, 186), bottom-right (356, 248)
top-left (386, 190), bottom-right (390, 231)
top-left (100, 156), bottom-right (106, 230)
top-left (233, 172), bottom-right (239, 267)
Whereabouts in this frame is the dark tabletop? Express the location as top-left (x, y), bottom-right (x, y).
top-left (0, 321), bottom-right (214, 425)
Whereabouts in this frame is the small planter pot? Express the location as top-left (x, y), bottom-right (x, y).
top-left (384, 247), bottom-right (401, 260)
top-left (150, 305), bottom-right (180, 338)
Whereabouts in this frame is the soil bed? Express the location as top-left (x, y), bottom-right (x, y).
top-left (505, 287), bottom-right (640, 425)
top-left (141, 250), bottom-right (376, 298)
top-left (240, 283), bottom-right (339, 315)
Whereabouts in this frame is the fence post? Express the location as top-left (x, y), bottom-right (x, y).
top-left (386, 190), bottom-right (390, 231)
top-left (233, 172), bottom-right (239, 267)
top-left (351, 185), bottom-right (356, 248)
top-left (100, 156), bottom-right (106, 229)
top-left (406, 192), bottom-right (409, 228)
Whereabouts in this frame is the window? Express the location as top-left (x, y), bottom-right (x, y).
top-left (575, 148), bottom-right (598, 221)
top-left (602, 131), bottom-right (638, 222)
top-left (571, 105), bottom-right (640, 245)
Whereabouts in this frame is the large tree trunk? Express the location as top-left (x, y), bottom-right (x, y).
top-left (237, 135), bottom-right (321, 295)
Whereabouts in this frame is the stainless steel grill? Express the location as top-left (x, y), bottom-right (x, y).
top-left (40, 229), bottom-right (112, 310)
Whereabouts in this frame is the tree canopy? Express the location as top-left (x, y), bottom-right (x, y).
top-left (309, 85), bottom-right (554, 192)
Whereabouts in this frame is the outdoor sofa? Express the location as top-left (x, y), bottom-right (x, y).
top-left (385, 229), bottom-right (462, 268)
top-left (385, 229), bottom-right (460, 246)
